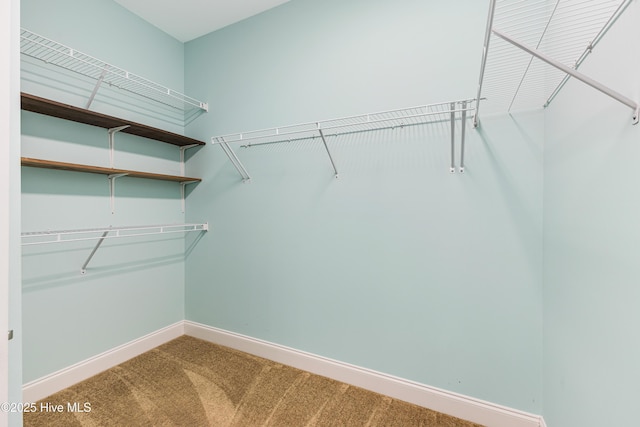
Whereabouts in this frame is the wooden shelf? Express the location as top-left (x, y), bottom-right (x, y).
top-left (21, 92), bottom-right (206, 148)
top-left (21, 158), bottom-right (201, 183)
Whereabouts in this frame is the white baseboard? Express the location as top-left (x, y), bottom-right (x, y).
top-left (22, 320), bottom-right (546, 427)
top-left (22, 321), bottom-right (184, 403)
top-left (185, 321), bottom-right (544, 427)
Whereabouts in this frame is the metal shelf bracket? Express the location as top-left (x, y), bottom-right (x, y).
top-left (108, 125), bottom-right (130, 168)
top-left (108, 173), bottom-right (128, 214)
top-left (213, 137), bottom-right (251, 182)
top-left (318, 128), bottom-right (339, 178)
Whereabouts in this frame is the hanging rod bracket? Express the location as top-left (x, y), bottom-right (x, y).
top-left (80, 230), bottom-right (110, 275)
top-left (85, 65), bottom-right (109, 110)
top-left (213, 137), bottom-right (251, 182)
top-left (318, 128), bottom-right (339, 178)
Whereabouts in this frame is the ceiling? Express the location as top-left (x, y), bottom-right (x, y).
top-left (113, 0), bottom-right (293, 42)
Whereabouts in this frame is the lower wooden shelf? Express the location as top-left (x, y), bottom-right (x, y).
top-left (21, 157), bottom-right (201, 183)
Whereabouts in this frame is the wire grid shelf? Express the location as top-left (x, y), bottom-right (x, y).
top-left (20, 28), bottom-right (208, 113)
top-left (479, 0), bottom-right (630, 116)
top-left (212, 99), bottom-right (477, 147)
top-left (21, 223), bottom-right (208, 246)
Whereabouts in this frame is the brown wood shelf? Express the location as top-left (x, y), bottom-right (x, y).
top-left (21, 92), bottom-right (206, 147)
top-left (21, 158), bottom-right (202, 183)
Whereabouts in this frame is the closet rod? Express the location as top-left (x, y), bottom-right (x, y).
top-left (492, 28), bottom-right (639, 124)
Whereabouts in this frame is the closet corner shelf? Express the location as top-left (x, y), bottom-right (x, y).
top-left (21, 157), bottom-right (202, 184)
top-left (21, 92), bottom-right (206, 147)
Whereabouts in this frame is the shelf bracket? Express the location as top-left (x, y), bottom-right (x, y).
top-left (492, 28), bottom-right (639, 125)
top-left (108, 125), bottom-right (130, 168)
top-left (450, 103), bottom-right (456, 173)
top-left (179, 144), bottom-right (200, 177)
top-left (460, 101), bottom-right (467, 173)
top-left (85, 66), bottom-right (109, 110)
top-left (108, 173), bottom-right (128, 214)
top-left (215, 137), bottom-right (251, 182)
top-left (318, 128), bottom-right (339, 178)
top-left (80, 230), bottom-right (110, 275)
top-left (180, 180), bottom-right (200, 213)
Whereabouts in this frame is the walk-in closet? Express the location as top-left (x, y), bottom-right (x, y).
top-left (2, 1), bottom-right (639, 426)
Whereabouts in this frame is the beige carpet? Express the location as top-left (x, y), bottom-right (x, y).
top-left (24, 335), bottom-right (484, 426)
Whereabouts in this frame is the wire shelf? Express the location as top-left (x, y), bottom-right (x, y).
top-left (477, 0), bottom-right (631, 117)
top-left (21, 223), bottom-right (209, 246)
top-left (20, 28), bottom-right (208, 113)
top-left (212, 99), bottom-right (477, 147)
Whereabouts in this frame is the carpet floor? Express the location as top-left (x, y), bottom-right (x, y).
top-left (24, 335), bottom-right (484, 426)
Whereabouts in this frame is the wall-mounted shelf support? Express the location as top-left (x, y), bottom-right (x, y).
top-left (80, 231), bottom-right (109, 275)
top-left (460, 101), bottom-right (467, 173)
top-left (544, 0), bottom-right (633, 109)
top-left (215, 137), bottom-right (251, 182)
top-left (492, 28), bottom-right (639, 125)
top-left (86, 66), bottom-right (108, 110)
top-left (180, 144), bottom-right (200, 177)
top-left (108, 125), bottom-right (130, 168)
top-left (318, 128), bottom-right (339, 178)
top-left (108, 173), bottom-right (128, 214)
top-left (180, 180), bottom-right (200, 213)
top-left (22, 223), bottom-right (208, 274)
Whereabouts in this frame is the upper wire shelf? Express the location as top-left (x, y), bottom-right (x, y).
top-left (475, 0), bottom-right (634, 120)
top-left (212, 99), bottom-right (477, 180)
top-left (20, 28), bottom-right (209, 114)
top-left (212, 99), bottom-right (477, 147)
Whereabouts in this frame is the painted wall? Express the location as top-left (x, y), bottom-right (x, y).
top-left (185, 0), bottom-right (543, 413)
top-left (543, 2), bottom-right (640, 426)
top-left (3, 0), bottom-right (22, 425)
top-left (19, 0), bottom-right (197, 383)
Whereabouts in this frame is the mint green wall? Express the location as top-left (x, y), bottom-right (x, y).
top-left (543, 2), bottom-right (640, 426)
top-left (184, 0), bottom-right (543, 412)
top-left (20, 0), bottom-right (194, 383)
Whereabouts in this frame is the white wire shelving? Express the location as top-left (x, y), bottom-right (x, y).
top-left (474, 0), bottom-right (638, 125)
top-left (20, 28), bottom-right (209, 114)
top-left (212, 99), bottom-right (477, 180)
top-left (21, 223), bottom-right (209, 275)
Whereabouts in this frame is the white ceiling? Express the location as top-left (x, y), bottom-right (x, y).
top-left (113, 0), bottom-right (293, 42)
